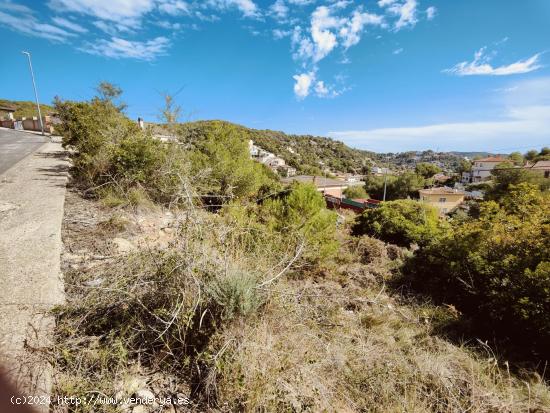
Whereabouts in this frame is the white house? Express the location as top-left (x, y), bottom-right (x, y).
top-left (471, 156), bottom-right (508, 182)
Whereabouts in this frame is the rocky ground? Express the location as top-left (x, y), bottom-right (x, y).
top-left (56, 188), bottom-right (194, 413)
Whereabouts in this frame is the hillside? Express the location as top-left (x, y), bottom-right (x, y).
top-left (159, 120), bottom-right (475, 175)
top-left (49, 101), bottom-right (550, 412)
top-left (0, 99), bottom-right (55, 118)
top-left (166, 120), bottom-right (383, 175)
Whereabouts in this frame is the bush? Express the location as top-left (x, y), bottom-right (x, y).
top-left (186, 122), bottom-right (279, 202)
top-left (207, 270), bottom-right (262, 320)
top-left (415, 162), bottom-right (441, 178)
top-left (486, 167), bottom-right (550, 202)
top-left (353, 235), bottom-right (388, 264)
top-left (407, 183), bottom-right (550, 358)
top-left (352, 199), bottom-right (446, 247)
top-left (343, 185), bottom-right (368, 199)
top-left (261, 183), bottom-right (338, 263)
top-left (363, 171), bottom-right (427, 200)
top-left (54, 97), bottom-right (190, 205)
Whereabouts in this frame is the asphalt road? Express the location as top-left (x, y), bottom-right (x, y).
top-left (0, 128), bottom-right (48, 175)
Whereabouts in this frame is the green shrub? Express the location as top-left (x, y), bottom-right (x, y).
top-left (186, 123), bottom-right (279, 202)
top-left (353, 199), bottom-right (446, 247)
top-left (415, 162), bottom-right (441, 178)
top-left (261, 183), bottom-right (338, 263)
top-left (54, 97), bottom-right (190, 206)
top-left (207, 270), bottom-right (262, 320)
top-left (407, 183), bottom-right (550, 358)
top-left (343, 185), bottom-right (368, 199)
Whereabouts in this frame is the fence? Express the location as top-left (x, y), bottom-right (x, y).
top-left (0, 116), bottom-right (56, 133)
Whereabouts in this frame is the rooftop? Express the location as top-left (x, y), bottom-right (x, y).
top-left (281, 175), bottom-right (350, 188)
top-left (0, 105), bottom-right (16, 112)
top-left (419, 187), bottom-right (466, 195)
top-left (474, 156), bottom-right (508, 163)
top-left (530, 160), bottom-right (550, 170)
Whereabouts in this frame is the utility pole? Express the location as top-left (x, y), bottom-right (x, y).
top-left (22, 51), bottom-right (44, 136)
top-left (382, 155), bottom-right (389, 201)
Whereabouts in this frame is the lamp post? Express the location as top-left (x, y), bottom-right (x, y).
top-left (382, 156), bottom-right (389, 201)
top-left (21, 51), bottom-right (44, 136)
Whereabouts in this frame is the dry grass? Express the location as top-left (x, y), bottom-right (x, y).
top-left (50, 190), bottom-right (550, 412)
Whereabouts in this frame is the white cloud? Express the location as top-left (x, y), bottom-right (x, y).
top-left (52, 16), bottom-right (88, 33)
top-left (314, 80), bottom-right (329, 96)
top-left (0, 0), bottom-right (32, 13)
top-left (205, 0), bottom-right (259, 18)
top-left (273, 28), bottom-right (291, 39)
top-left (379, 0), bottom-right (417, 30)
top-left (339, 10), bottom-right (384, 48)
top-left (292, 5), bottom-right (383, 65)
top-left (426, 6), bottom-right (436, 20)
top-left (269, 0), bottom-right (288, 20)
top-left (444, 47), bottom-right (542, 76)
top-left (310, 6), bottom-right (340, 61)
top-left (157, 0), bottom-right (190, 15)
top-left (392, 47), bottom-right (403, 54)
top-left (293, 72), bottom-right (315, 99)
top-left (0, 10), bottom-right (75, 42)
top-left (155, 19), bottom-right (183, 30)
top-left (49, 0), bottom-right (155, 27)
top-left (288, 0), bottom-right (315, 4)
top-left (82, 36), bottom-right (170, 60)
top-left (329, 77), bottom-right (550, 152)
top-left (288, 4), bottom-right (383, 97)
top-left (291, 26), bottom-right (315, 60)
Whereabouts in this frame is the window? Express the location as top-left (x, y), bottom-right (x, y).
top-left (439, 197), bottom-right (446, 203)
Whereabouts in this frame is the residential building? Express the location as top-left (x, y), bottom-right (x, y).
top-left (0, 104), bottom-right (16, 120)
top-left (335, 173), bottom-right (363, 183)
top-left (263, 156), bottom-right (286, 168)
top-left (277, 165), bottom-right (297, 177)
top-left (371, 166), bottom-right (391, 176)
top-left (461, 171), bottom-right (472, 184)
top-left (432, 173), bottom-right (451, 184)
top-left (281, 175), bottom-right (364, 198)
top-left (471, 156), bottom-right (508, 182)
top-left (419, 187), bottom-right (466, 215)
top-left (528, 160), bottom-right (550, 178)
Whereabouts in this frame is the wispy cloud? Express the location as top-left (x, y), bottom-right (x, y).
top-left (0, 0), bottom-right (32, 13)
top-left (0, 10), bottom-right (75, 42)
top-left (52, 16), bottom-right (88, 33)
top-left (425, 6), bottom-right (436, 20)
top-left (444, 47), bottom-right (543, 76)
top-left (204, 0), bottom-right (260, 18)
top-left (289, 4), bottom-right (384, 98)
top-left (378, 0), bottom-right (418, 30)
top-left (329, 77), bottom-right (550, 152)
top-left (1, 0), bottom-right (435, 92)
top-left (82, 36), bottom-right (171, 60)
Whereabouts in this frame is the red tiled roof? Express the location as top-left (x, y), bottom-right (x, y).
top-left (474, 156), bottom-right (508, 162)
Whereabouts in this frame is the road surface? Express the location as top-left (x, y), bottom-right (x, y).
top-left (0, 137), bottom-right (68, 411)
top-left (0, 128), bottom-right (48, 175)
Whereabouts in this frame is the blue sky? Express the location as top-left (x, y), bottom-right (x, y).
top-left (1, 0), bottom-right (549, 152)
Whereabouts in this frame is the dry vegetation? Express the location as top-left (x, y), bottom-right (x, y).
top-left (48, 188), bottom-right (550, 413)
top-left (46, 93), bottom-right (550, 412)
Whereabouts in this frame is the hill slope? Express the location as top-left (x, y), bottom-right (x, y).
top-left (172, 120), bottom-right (383, 175)
top-left (160, 120), bottom-right (477, 175)
top-left (0, 99), bottom-right (55, 118)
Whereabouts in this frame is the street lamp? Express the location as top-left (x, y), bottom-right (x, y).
top-left (21, 51), bottom-right (44, 136)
